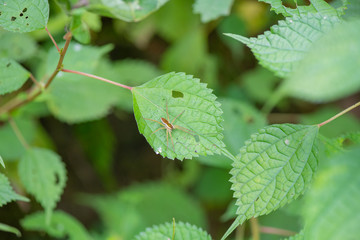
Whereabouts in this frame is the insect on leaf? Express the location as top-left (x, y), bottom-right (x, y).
top-left (132, 72), bottom-right (226, 160)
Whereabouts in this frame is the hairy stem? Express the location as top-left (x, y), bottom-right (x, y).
top-left (9, 117), bottom-right (29, 149)
top-left (61, 69), bottom-right (133, 91)
top-left (318, 101), bottom-right (360, 127)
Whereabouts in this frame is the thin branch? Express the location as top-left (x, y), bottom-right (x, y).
top-left (45, 26), bottom-right (60, 53)
top-left (61, 69), bottom-right (133, 91)
top-left (9, 117), bottom-right (29, 149)
top-left (250, 218), bottom-right (260, 240)
top-left (318, 101), bottom-right (360, 127)
top-left (260, 226), bottom-right (297, 237)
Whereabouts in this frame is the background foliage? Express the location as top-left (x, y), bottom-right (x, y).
top-left (0, 0), bottom-right (359, 239)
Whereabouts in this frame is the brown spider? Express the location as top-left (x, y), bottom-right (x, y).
top-left (144, 102), bottom-right (194, 151)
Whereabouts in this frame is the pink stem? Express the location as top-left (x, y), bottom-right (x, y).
top-left (61, 69), bottom-right (133, 91)
top-left (45, 26), bottom-right (60, 53)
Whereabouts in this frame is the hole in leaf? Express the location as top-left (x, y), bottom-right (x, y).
top-left (25, 16), bottom-right (28, 19)
top-left (11, 16), bottom-right (16, 21)
top-left (0, 11), bottom-right (2, 16)
top-left (22, 8), bottom-right (27, 12)
top-left (20, 13), bottom-right (23, 17)
top-left (6, 62), bottom-right (11, 67)
top-left (172, 90), bottom-right (184, 98)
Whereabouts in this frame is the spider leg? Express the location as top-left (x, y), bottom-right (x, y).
top-left (144, 118), bottom-right (164, 126)
top-left (151, 127), bottom-right (166, 135)
top-left (171, 110), bottom-right (185, 125)
top-left (169, 130), bottom-right (175, 151)
top-left (174, 125), bottom-right (195, 136)
top-left (166, 130), bottom-right (169, 150)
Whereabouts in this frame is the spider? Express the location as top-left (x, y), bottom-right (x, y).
top-left (144, 102), bottom-right (195, 152)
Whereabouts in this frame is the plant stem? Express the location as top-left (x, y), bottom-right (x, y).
top-left (45, 26), bottom-right (60, 53)
top-left (61, 69), bottom-right (133, 91)
top-left (250, 218), bottom-right (260, 240)
top-left (9, 117), bottom-right (29, 149)
top-left (0, 32), bottom-right (73, 115)
top-left (260, 226), bottom-right (296, 236)
top-left (318, 101), bottom-right (360, 127)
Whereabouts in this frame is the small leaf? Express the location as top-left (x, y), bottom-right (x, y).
top-left (134, 221), bottom-right (212, 240)
top-left (0, 58), bottom-right (30, 95)
top-left (0, 0), bottom-right (49, 33)
top-left (259, 0), bottom-right (343, 17)
top-left (0, 223), bottom-right (21, 237)
top-left (224, 124), bottom-right (319, 239)
top-left (87, 0), bottom-right (170, 22)
top-left (225, 13), bottom-right (341, 78)
top-left (0, 173), bottom-right (29, 207)
top-left (21, 211), bottom-right (92, 240)
top-left (193, 0), bottom-right (234, 22)
top-left (18, 148), bottom-right (67, 223)
top-left (283, 19), bottom-right (360, 102)
top-left (132, 72), bottom-right (225, 160)
top-left (303, 147), bottom-right (360, 240)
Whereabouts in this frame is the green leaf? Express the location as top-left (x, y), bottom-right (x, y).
top-left (132, 72), bottom-right (225, 160)
top-left (343, 0), bottom-right (360, 19)
top-left (87, 0), bottom-right (170, 22)
top-left (82, 182), bottom-right (207, 239)
top-left (0, 223), bottom-right (21, 237)
top-left (225, 13), bottom-right (341, 78)
top-left (259, 0), bottom-right (343, 17)
top-left (0, 30), bottom-right (37, 61)
top-left (18, 148), bottom-right (67, 223)
top-left (70, 12), bottom-right (91, 44)
top-left (45, 43), bottom-right (119, 123)
top-left (0, 173), bottom-right (29, 207)
top-left (193, 0), bottom-right (234, 22)
top-left (134, 221), bottom-right (211, 240)
top-left (224, 124), bottom-right (319, 239)
top-left (0, 58), bottom-right (30, 95)
top-left (283, 19), bottom-right (360, 102)
top-left (21, 211), bottom-right (92, 240)
top-left (0, 117), bottom-right (37, 160)
top-left (0, 0), bottom-right (49, 32)
top-left (303, 147), bottom-right (360, 240)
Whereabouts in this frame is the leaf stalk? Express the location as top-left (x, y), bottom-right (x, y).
top-left (318, 101), bottom-right (360, 127)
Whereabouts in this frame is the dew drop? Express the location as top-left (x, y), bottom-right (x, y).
top-left (155, 147), bottom-right (162, 154)
top-left (289, 19), bottom-right (293, 23)
top-left (284, 139), bottom-right (290, 145)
